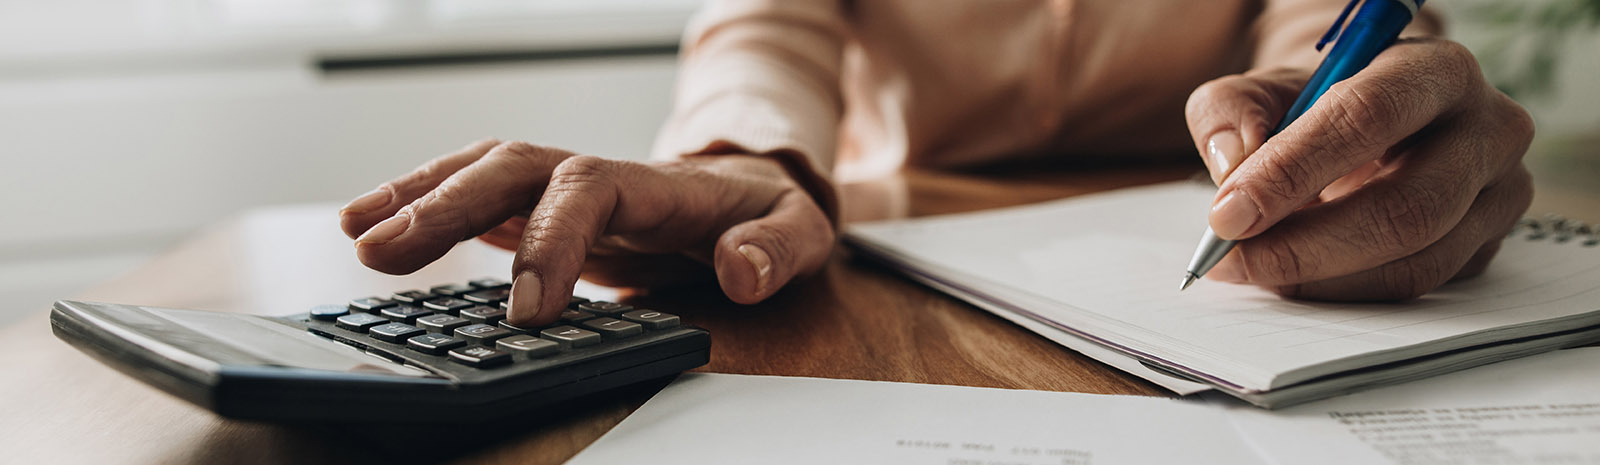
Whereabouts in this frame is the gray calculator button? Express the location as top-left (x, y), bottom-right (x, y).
top-left (496, 335), bottom-right (559, 358)
top-left (369, 323), bottom-right (425, 343)
top-left (455, 324), bottom-right (513, 345)
top-left (380, 304), bottom-right (433, 323)
top-left (463, 288), bottom-right (510, 305)
top-left (336, 313), bottom-right (388, 332)
top-left (577, 301), bottom-right (633, 316)
top-left (348, 297), bottom-right (397, 312)
top-left (620, 310), bottom-right (680, 330)
top-left (416, 314), bottom-right (470, 333)
top-left (539, 326), bottom-right (602, 348)
top-left (309, 304), bottom-right (348, 321)
top-left (580, 318), bottom-right (643, 339)
top-left (459, 306), bottom-right (507, 324)
top-left (406, 333), bottom-right (466, 355)
top-left (448, 346), bottom-right (511, 368)
top-left (560, 309), bottom-right (596, 323)
top-left (423, 297), bottom-right (475, 315)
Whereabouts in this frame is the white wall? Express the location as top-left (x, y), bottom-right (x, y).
top-left (0, 56), bottom-right (680, 324)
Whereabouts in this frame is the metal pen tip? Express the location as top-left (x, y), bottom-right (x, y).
top-left (1178, 273), bottom-right (1199, 291)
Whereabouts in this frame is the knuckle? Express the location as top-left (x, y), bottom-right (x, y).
top-left (549, 156), bottom-right (617, 190)
top-left (1240, 151), bottom-right (1316, 208)
top-left (1323, 79), bottom-right (1409, 151)
top-left (1242, 238), bottom-right (1314, 285)
top-left (1364, 184), bottom-right (1446, 252)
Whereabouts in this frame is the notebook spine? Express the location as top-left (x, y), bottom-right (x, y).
top-left (1510, 215), bottom-right (1599, 247)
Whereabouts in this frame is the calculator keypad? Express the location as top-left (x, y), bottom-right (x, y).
top-left (311, 280), bottom-right (687, 370)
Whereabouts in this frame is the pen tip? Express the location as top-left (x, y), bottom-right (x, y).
top-left (1179, 274), bottom-right (1198, 291)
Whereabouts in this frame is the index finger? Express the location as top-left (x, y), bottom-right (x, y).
top-left (1210, 39), bottom-right (1479, 240)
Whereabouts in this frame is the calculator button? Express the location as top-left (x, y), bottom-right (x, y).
top-left (448, 346), bottom-right (512, 368)
top-left (369, 323), bottom-right (426, 343)
top-left (422, 297), bottom-right (475, 315)
top-left (469, 278), bottom-right (511, 290)
top-left (429, 283), bottom-right (476, 297)
top-left (380, 304), bottom-right (433, 323)
top-left (560, 309), bottom-right (596, 323)
top-left (455, 324), bottom-right (513, 345)
top-left (335, 313), bottom-right (388, 332)
top-left (568, 296), bottom-right (591, 308)
top-left (391, 290), bottom-right (437, 304)
top-left (406, 333), bottom-right (466, 355)
top-left (539, 326), bottom-right (602, 349)
top-left (619, 310), bottom-right (680, 330)
top-left (496, 335), bottom-right (559, 358)
top-left (416, 314), bottom-right (470, 333)
top-left (459, 306), bottom-right (508, 324)
top-left (308, 304), bottom-right (348, 321)
top-left (349, 297), bottom-right (397, 312)
top-left (577, 301), bottom-right (632, 316)
top-left (580, 318), bottom-right (643, 339)
top-left (463, 288), bottom-right (511, 305)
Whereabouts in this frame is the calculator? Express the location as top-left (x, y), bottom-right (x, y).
top-left (49, 279), bottom-right (711, 423)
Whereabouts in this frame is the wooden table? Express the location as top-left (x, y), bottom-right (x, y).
top-left (1, 158), bottom-right (1593, 465)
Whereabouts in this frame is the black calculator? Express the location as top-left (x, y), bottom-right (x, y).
top-left (50, 279), bottom-right (711, 423)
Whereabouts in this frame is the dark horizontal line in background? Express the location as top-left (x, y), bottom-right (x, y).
top-left (316, 43), bottom-right (681, 73)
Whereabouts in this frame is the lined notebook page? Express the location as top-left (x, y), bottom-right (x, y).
top-left (848, 183), bottom-right (1600, 391)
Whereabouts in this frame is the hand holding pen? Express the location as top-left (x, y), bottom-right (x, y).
top-left (1179, 0), bottom-right (1535, 300)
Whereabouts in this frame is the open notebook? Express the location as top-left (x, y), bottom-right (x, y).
top-left (846, 181), bottom-right (1600, 408)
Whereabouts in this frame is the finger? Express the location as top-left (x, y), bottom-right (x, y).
top-left (354, 141), bottom-right (575, 274)
top-left (1268, 168), bottom-right (1531, 301)
top-left (505, 157), bottom-right (681, 326)
top-left (714, 189), bottom-right (835, 304)
top-left (1207, 90), bottom-right (1534, 285)
top-left (340, 138), bottom-right (500, 238)
top-left (1185, 69), bottom-right (1307, 185)
top-left (1210, 39), bottom-right (1481, 240)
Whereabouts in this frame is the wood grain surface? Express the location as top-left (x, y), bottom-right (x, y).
top-left (1, 158), bottom-right (1589, 465)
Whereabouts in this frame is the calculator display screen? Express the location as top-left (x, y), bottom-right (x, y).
top-left (147, 308), bottom-right (433, 377)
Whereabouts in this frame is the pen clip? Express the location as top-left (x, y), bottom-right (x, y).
top-left (1315, 0), bottom-right (1363, 52)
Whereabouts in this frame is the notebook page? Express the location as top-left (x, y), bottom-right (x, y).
top-left (847, 182), bottom-right (1600, 391)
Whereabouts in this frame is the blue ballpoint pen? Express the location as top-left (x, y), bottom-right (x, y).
top-left (1180, 0), bottom-right (1425, 290)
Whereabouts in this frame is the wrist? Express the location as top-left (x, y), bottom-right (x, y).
top-left (683, 147), bottom-right (841, 229)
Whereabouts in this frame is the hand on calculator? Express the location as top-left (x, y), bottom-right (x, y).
top-left (338, 140), bottom-right (836, 327)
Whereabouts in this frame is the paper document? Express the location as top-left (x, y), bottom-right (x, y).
top-left (847, 182), bottom-right (1600, 402)
top-left (565, 374), bottom-right (1261, 465)
top-left (568, 348), bottom-right (1600, 465)
top-left (1220, 346), bottom-right (1600, 465)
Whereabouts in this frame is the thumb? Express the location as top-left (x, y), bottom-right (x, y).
top-left (713, 190), bottom-right (835, 304)
top-left (1184, 68), bottom-right (1308, 185)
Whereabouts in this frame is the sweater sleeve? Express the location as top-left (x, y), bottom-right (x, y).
top-left (650, 0), bottom-right (850, 222)
top-left (1252, 0), bottom-right (1445, 70)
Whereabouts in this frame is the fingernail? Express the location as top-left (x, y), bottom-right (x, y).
top-left (737, 244), bottom-right (772, 295)
top-left (509, 270), bottom-right (543, 324)
top-left (1207, 131), bottom-right (1243, 185)
top-left (341, 188), bottom-right (391, 215)
top-left (1210, 190), bottom-right (1261, 240)
top-left (356, 213), bottom-right (409, 245)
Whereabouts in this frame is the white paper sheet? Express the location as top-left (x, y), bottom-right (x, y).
top-left (1218, 347), bottom-right (1600, 465)
top-left (847, 182), bottom-right (1600, 391)
top-left (567, 348), bottom-right (1600, 465)
top-left (565, 374), bottom-right (1263, 465)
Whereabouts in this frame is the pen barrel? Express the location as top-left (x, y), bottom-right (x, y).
top-left (1274, 0), bottom-right (1419, 135)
